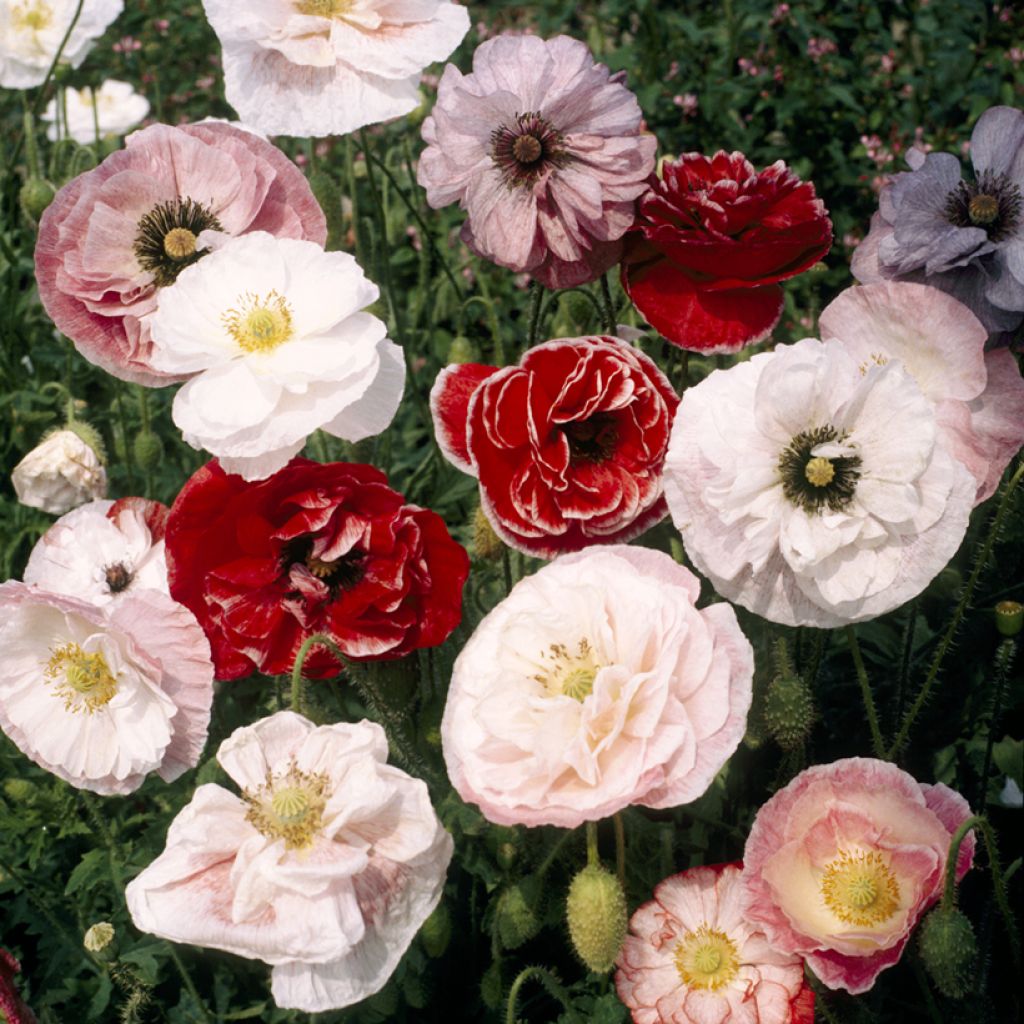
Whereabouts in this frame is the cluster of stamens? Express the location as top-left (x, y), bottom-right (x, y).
top-left (244, 760), bottom-right (331, 850)
top-left (11, 0), bottom-right (52, 31)
top-left (293, 0), bottom-right (351, 16)
top-left (103, 562), bottom-right (134, 595)
top-left (945, 171), bottom-right (1022, 242)
top-left (673, 924), bottom-right (741, 991)
top-left (491, 112), bottom-right (569, 189)
top-left (820, 849), bottom-right (901, 927)
top-left (45, 643), bottom-right (119, 713)
top-left (223, 290), bottom-right (295, 354)
top-left (778, 425), bottom-right (861, 514)
top-left (133, 197), bottom-right (223, 287)
top-left (561, 412), bottom-right (619, 464)
top-left (533, 638), bottom-right (601, 701)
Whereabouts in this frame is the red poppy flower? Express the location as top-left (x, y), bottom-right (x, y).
top-left (622, 152), bottom-right (832, 353)
top-left (165, 459), bottom-right (469, 680)
top-left (431, 335), bottom-right (679, 558)
top-left (0, 950), bottom-right (35, 1024)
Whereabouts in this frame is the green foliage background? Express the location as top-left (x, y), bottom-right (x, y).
top-left (1, 1), bottom-right (1022, 1021)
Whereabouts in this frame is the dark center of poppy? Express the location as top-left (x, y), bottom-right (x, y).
top-left (491, 112), bottom-right (568, 189)
top-left (945, 171), bottom-right (1022, 242)
top-left (778, 425), bottom-right (861, 514)
top-left (133, 197), bottom-right (223, 287)
top-left (282, 535), bottom-right (365, 594)
top-left (562, 413), bottom-right (619, 463)
top-left (103, 562), bottom-right (133, 594)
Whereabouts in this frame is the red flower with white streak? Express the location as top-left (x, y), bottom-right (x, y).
top-left (431, 335), bottom-right (678, 558)
top-left (165, 459), bottom-right (469, 680)
top-left (622, 152), bottom-right (832, 353)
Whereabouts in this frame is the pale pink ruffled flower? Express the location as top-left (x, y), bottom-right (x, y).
top-left (819, 282), bottom-right (1024, 504)
top-left (201, 0), bottom-right (469, 138)
top-left (441, 546), bottom-right (753, 828)
top-left (418, 33), bottom-right (658, 288)
top-left (616, 863), bottom-right (814, 1024)
top-left (11, 429), bottom-right (106, 515)
top-left (126, 711), bottom-right (453, 1012)
top-left (24, 497), bottom-right (169, 605)
top-left (35, 121), bottom-right (326, 386)
top-left (0, 582), bottom-right (213, 795)
top-left (741, 758), bottom-right (975, 994)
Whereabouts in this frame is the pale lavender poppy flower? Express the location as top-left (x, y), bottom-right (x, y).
top-left (418, 33), bottom-right (657, 288)
top-left (853, 105), bottom-right (1024, 335)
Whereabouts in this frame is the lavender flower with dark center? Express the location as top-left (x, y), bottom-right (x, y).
top-left (853, 104), bottom-right (1024, 336)
top-left (490, 112), bottom-right (568, 189)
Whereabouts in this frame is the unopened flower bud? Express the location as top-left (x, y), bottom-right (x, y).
top-left (918, 905), bottom-right (977, 999)
top-left (566, 864), bottom-right (627, 973)
top-left (480, 960), bottom-right (503, 1010)
top-left (3, 779), bottom-right (36, 802)
top-left (132, 431), bottom-right (164, 470)
top-left (472, 504), bottom-right (503, 561)
top-left (447, 335), bottom-right (480, 365)
top-left (12, 427), bottom-right (107, 515)
top-left (420, 901), bottom-right (452, 958)
top-left (19, 176), bottom-right (55, 222)
top-left (496, 880), bottom-right (541, 949)
top-left (566, 293), bottom-right (595, 331)
top-left (83, 921), bottom-right (115, 953)
top-left (995, 600), bottom-right (1023, 638)
top-left (763, 673), bottom-right (815, 751)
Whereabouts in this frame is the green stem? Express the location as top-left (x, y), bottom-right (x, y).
top-left (845, 626), bottom-right (886, 759)
top-left (893, 597), bottom-right (919, 734)
top-left (502, 546), bottom-right (513, 595)
top-left (290, 632), bottom-right (331, 716)
top-left (586, 820), bottom-right (599, 868)
top-left (888, 463), bottom-right (1024, 759)
top-left (676, 349), bottom-right (690, 394)
top-left (526, 281), bottom-right (545, 348)
top-left (979, 639), bottom-right (1015, 807)
top-left (941, 815), bottom-right (1020, 970)
top-left (612, 813), bottom-right (625, 887)
top-left (164, 945), bottom-right (211, 1024)
top-left (598, 273), bottom-right (617, 335)
top-left (504, 966), bottom-right (575, 1024)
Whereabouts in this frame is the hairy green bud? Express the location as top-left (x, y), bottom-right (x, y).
top-left (496, 881), bottom-right (541, 949)
top-left (448, 335), bottom-right (480, 365)
top-left (132, 431), bottom-right (164, 470)
top-left (763, 673), bottom-right (815, 751)
top-left (918, 906), bottom-right (977, 999)
top-left (566, 864), bottom-right (627, 973)
top-left (20, 177), bottom-right (56, 222)
top-left (472, 504), bottom-right (503, 561)
top-left (52, 420), bottom-right (107, 464)
top-left (420, 901), bottom-right (452, 958)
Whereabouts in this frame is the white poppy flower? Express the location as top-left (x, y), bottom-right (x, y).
top-left (11, 428), bottom-right (106, 515)
top-left (664, 338), bottom-right (976, 627)
top-left (24, 497), bottom-right (169, 604)
top-left (42, 79), bottom-right (149, 143)
top-left (126, 711), bottom-right (453, 1012)
top-left (0, 0), bottom-right (124, 89)
top-left (201, 0), bottom-right (470, 138)
top-left (147, 231), bottom-right (405, 480)
top-left (0, 582), bottom-right (213, 795)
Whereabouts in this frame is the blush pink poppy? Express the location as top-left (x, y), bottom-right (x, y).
top-left (741, 758), bottom-right (975, 994)
top-left (35, 121), bottom-right (326, 386)
top-left (818, 281), bottom-right (1024, 504)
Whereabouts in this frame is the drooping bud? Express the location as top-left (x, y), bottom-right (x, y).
top-left (480, 960), bottom-right (503, 1010)
top-left (19, 177), bottom-right (56, 222)
top-left (918, 905), bottom-right (977, 999)
top-left (995, 600), bottom-right (1023, 638)
top-left (472, 504), bottom-right (503, 561)
top-left (307, 170), bottom-right (346, 252)
top-left (496, 879), bottom-right (542, 949)
top-left (3, 779), bottom-right (36, 802)
top-left (132, 431), bottom-right (164, 471)
top-left (487, 825), bottom-right (521, 871)
top-left (566, 864), bottom-right (627, 973)
top-left (447, 335), bottom-right (480, 365)
top-left (763, 672), bottom-right (815, 751)
top-left (83, 922), bottom-right (115, 954)
top-left (420, 902), bottom-right (452, 959)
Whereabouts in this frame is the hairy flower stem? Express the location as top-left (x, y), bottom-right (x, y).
top-left (940, 816), bottom-right (1020, 969)
top-left (677, 349), bottom-right (690, 394)
top-left (586, 820), bottom-right (599, 868)
top-left (598, 272), bottom-right (617, 335)
top-left (844, 626), bottom-right (886, 759)
top-left (505, 966), bottom-right (577, 1024)
top-left (526, 280), bottom-right (545, 348)
top-left (979, 639), bottom-right (1016, 807)
top-left (612, 812), bottom-right (626, 887)
top-left (893, 596), bottom-right (919, 731)
top-left (888, 463), bottom-right (1024, 759)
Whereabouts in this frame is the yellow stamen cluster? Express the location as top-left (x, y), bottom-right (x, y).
top-left (804, 456), bottom-right (836, 488)
top-left (674, 924), bottom-right (740, 991)
top-left (821, 849), bottom-right (901, 927)
top-left (533, 638), bottom-right (601, 701)
top-left (244, 760), bottom-right (330, 850)
top-left (223, 290), bottom-right (295, 354)
top-left (45, 643), bottom-right (119, 713)
top-left (294, 0), bottom-right (352, 16)
top-left (858, 352), bottom-right (890, 375)
top-left (12, 0), bottom-right (52, 31)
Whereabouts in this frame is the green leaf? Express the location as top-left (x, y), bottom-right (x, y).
top-left (64, 849), bottom-right (109, 896)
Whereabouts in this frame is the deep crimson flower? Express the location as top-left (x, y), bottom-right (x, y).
top-left (622, 152), bottom-right (832, 353)
top-left (431, 335), bottom-right (679, 558)
top-left (0, 950), bottom-right (36, 1024)
top-left (165, 459), bottom-right (469, 680)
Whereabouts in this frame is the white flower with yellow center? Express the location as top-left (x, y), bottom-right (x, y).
top-left (147, 231), bottom-right (404, 481)
top-left (0, 0), bottom-right (124, 89)
top-left (664, 337), bottom-right (977, 627)
top-left (0, 582), bottom-right (213, 795)
top-left (42, 79), bottom-right (150, 143)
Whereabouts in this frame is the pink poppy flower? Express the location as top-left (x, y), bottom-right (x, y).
top-left (616, 863), bottom-right (814, 1024)
top-left (418, 33), bottom-right (657, 288)
top-left (818, 281), bottom-right (1024, 504)
top-left (441, 546), bottom-right (753, 828)
top-left (126, 711), bottom-right (453, 1012)
top-left (0, 582), bottom-right (213, 795)
top-left (24, 497), bottom-right (169, 605)
top-left (35, 121), bottom-right (326, 386)
top-left (741, 758), bottom-right (975, 994)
